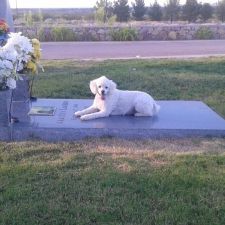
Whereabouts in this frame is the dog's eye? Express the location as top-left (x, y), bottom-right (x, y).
top-left (105, 86), bottom-right (108, 89)
top-left (98, 85), bottom-right (101, 88)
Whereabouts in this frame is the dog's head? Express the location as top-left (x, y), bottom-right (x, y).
top-left (90, 76), bottom-right (117, 99)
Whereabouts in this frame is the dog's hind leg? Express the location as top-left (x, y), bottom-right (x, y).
top-left (134, 102), bottom-right (154, 117)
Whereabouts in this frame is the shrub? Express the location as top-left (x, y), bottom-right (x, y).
top-left (108, 15), bottom-right (117, 25)
top-left (37, 27), bottom-right (76, 41)
top-left (52, 27), bottom-right (76, 41)
top-left (37, 27), bottom-right (53, 41)
top-left (195, 27), bottom-right (213, 39)
top-left (110, 27), bottom-right (137, 41)
top-left (23, 11), bottom-right (33, 26)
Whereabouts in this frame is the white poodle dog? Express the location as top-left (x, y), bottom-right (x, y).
top-left (74, 76), bottom-right (160, 121)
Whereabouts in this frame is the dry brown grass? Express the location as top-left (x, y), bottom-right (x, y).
top-left (1, 138), bottom-right (225, 169)
top-left (81, 137), bottom-right (225, 155)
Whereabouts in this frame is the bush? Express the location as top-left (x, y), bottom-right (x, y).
top-left (37, 27), bottom-right (53, 41)
top-left (37, 27), bottom-right (76, 41)
top-left (195, 27), bottom-right (213, 39)
top-left (110, 28), bottom-right (137, 41)
top-left (52, 27), bottom-right (76, 41)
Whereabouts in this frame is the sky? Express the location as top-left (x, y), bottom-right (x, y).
top-left (9, 0), bottom-right (218, 8)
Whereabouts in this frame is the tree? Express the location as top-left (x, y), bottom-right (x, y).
top-left (217, 0), bottom-right (225, 22)
top-left (149, 1), bottom-right (162, 21)
top-left (24, 10), bottom-right (33, 26)
top-left (182, 0), bottom-right (200, 22)
top-left (132, 0), bottom-right (146, 21)
top-left (94, 0), bottom-right (113, 23)
top-left (113, 0), bottom-right (130, 22)
top-left (38, 8), bottom-right (43, 23)
top-left (164, 0), bottom-right (180, 23)
top-left (199, 3), bottom-right (213, 22)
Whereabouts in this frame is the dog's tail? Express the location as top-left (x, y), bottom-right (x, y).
top-left (153, 102), bottom-right (160, 115)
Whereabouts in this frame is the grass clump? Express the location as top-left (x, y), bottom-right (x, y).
top-left (52, 27), bottom-right (76, 41)
top-left (110, 27), bottom-right (138, 41)
top-left (38, 27), bottom-right (76, 42)
top-left (195, 27), bottom-right (214, 40)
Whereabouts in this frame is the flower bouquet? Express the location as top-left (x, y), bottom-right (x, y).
top-left (23, 38), bottom-right (44, 100)
top-left (0, 32), bottom-right (34, 123)
top-left (0, 32), bottom-right (34, 90)
top-left (1, 32), bottom-right (43, 92)
top-left (0, 28), bottom-right (43, 124)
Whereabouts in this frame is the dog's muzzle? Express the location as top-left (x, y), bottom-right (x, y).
top-left (101, 93), bottom-right (105, 100)
top-left (98, 90), bottom-right (105, 100)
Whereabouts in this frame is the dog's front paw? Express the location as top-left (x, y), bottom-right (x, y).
top-left (74, 111), bottom-right (82, 117)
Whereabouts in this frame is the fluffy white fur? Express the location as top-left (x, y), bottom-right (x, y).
top-left (74, 76), bottom-right (160, 121)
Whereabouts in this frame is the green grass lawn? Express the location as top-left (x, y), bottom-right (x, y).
top-left (1, 58), bottom-right (225, 225)
top-left (33, 57), bottom-right (225, 117)
top-left (1, 138), bottom-right (225, 225)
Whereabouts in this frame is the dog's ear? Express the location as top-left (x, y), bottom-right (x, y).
top-left (110, 80), bottom-right (117, 92)
top-left (90, 79), bottom-right (97, 94)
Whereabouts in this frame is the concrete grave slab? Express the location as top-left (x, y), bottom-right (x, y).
top-left (2, 98), bottom-right (224, 141)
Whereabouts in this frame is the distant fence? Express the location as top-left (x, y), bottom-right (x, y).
top-left (15, 24), bottom-right (225, 41)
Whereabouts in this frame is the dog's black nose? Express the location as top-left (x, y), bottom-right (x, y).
top-left (101, 90), bottom-right (105, 95)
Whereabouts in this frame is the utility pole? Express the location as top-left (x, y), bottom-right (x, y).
top-left (16, 0), bottom-right (18, 20)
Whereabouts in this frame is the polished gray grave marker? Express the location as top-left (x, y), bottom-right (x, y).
top-left (6, 98), bottom-right (225, 141)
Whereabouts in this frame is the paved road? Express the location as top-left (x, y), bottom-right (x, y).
top-left (41, 40), bottom-right (225, 60)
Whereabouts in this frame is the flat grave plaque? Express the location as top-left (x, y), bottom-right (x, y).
top-left (27, 99), bottom-right (225, 130)
top-left (3, 98), bottom-right (225, 141)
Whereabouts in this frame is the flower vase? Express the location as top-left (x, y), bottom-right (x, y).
top-left (13, 75), bottom-right (30, 102)
top-left (0, 88), bottom-right (12, 126)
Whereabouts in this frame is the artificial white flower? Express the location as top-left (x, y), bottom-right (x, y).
top-left (5, 32), bottom-right (33, 54)
top-left (6, 77), bottom-right (16, 89)
top-left (0, 32), bottom-right (34, 89)
top-left (1, 48), bottom-right (17, 62)
top-left (3, 59), bottom-right (14, 70)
